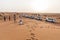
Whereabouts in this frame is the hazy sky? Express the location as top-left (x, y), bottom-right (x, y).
top-left (0, 0), bottom-right (60, 13)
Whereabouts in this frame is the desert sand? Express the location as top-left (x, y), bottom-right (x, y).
top-left (0, 12), bottom-right (60, 40)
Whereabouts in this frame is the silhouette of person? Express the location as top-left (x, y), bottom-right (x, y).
top-left (4, 16), bottom-right (6, 21)
top-left (9, 16), bottom-right (11, 21)
top-left (13, 14), bottom-right (16, 23)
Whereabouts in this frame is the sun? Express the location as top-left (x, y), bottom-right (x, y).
top-left (31, 0), bottom-right (49, 12)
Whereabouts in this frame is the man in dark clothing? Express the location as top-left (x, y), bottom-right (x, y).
top-left (4, 16), bottom-right (6, 21)
top-left (9, 16), bottom-right (11, 21)
top-left (13, 14), bottom-right (16, 23)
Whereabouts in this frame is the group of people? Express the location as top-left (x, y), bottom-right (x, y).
top-left (3, 14), bottom-right (23, 25)
top-left (3, 14), bottom-right (16, 22)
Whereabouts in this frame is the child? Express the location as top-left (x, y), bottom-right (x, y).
top-left (19, 20), bottom-right (23, 25)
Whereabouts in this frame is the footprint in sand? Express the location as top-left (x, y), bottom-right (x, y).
top-left (40, 26), bottom-right (43, 28)
top-left (29, 29), bottom-right (32, 32)
top-left (26, 39), bottom-right (31, 40)
top-left (30, 37), bottom-right (38, 40)
top-left (31, 37), bottom-right (35, 40)
top-left (30, 33), bottom-right (36, 37)
top-left (30, 33), bottom-right (35, 35)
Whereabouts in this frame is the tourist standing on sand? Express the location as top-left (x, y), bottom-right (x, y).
top-left (3, 16), bottom-right (6, 21)
top-left (9, 16), bottom-right (11, 21)
top-left (13, 14), bottom-right (16, 23)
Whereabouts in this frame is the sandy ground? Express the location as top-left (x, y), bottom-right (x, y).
top-left (0, 17), bottom-right (60, 40)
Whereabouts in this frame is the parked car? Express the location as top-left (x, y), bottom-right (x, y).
top-left (45, 17), bottom-right (56, 23)
top-left (22, 14), bottom-right (25, 17)
top-left (25, 15), bottom-right (31, 18)
top-left (29, 16), bottom-right (35, 19)
top-left (35, 16), bottom-right (42, 21)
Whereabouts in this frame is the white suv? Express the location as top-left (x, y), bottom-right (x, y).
top-left (45, 17), bottom-right (56, 23)
top-left (35, 16), bottom-right (42, 21)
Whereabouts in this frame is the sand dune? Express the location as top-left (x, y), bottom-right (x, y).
top-left (0, 13), bottom-right (60, 40)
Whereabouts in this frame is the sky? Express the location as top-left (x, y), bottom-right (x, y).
top-left (0, 0), bottom-right (60, 13)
